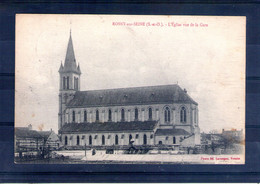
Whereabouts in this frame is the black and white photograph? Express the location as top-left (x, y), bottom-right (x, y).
top-left (15, 14), bottom-right (245, 164)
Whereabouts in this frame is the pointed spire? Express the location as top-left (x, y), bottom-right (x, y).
top-left (63, 30), bottom-right (80, 74)
top-left (77, 63), bottom-right (81, 74)
top-left (58, 61), bottom-right (64, 73)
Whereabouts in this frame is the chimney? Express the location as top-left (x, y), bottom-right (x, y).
top-left (184, 88), bottom-right (187, 93)
top-left (28, 124), bottom-right (32, 130)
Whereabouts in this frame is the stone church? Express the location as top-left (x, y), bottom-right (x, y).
top-left (58, 33), bottom-right (201, 148)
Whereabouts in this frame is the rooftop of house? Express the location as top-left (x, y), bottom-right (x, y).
top-left (15, 128), bottom-right (42, 139)
top-left (15, 127), bottom-right (53, 140)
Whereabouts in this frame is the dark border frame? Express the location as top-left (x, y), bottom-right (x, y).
top-left (0, 1), bottom-right (260, 182)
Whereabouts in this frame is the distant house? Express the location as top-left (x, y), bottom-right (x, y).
top-left (201, 129), bottom-right (243, 147)
top-left (200, 133), bottom-right (222, 145)
top-left (15, 126), bottom-right (43, 153)
top-left (15, 125), bottom-right (60, 155)
top-left (222, 129), bottom-right (243, 142)
top-left (37, 130), bottom-right (60, 149)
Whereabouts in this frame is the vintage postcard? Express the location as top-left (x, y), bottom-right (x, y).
top-left (15, 14), bottom-right (245, 164)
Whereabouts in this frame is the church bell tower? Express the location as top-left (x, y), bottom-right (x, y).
top-left (58, 31), bottom-right (81, 130)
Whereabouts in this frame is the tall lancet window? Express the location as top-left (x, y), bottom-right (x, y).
top-left (108, 109), bottom-right (112, 121)
top-left (134, 108), bottom-right (138, 120)
top-left (173, 137), bottom-right (176, 144)
top-left (63, 77), bottom-right (66, 89)
top-left (77, 135), bottom-right (80, 145)
top-left (84, 110), bottom-right (87, 122)
top-left (115, 135), bottom-right (119, 145)
top-left (74, 77), bottom-right (78, 90)
top-left (164, 107), bottom-right (170, 123)
top-left (66, 77), bottom-right (69, 89)
top-left (102, 135), bottom-right (105, 145)
top-left (180, 107), bottom-right (187, 123)
top-left (72, 110), bottom-right (75, 122)
top-left (96, 110), bottom-right (99, 121)
top-left (65, 136), bottom-right (68, 145)
top-left (89, 135), bottom-right (92, 145)
top-left (148, 108), bottom-right (152, 120)
top-left (121, 109), bottom-right (125, 121)
top-left (74, 77), bottom-right (76, 90)
top-left (143, 134), bottom-right (147, 145)
top-left (76, 78), bottom-right (78, 90)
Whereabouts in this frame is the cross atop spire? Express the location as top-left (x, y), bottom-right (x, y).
top-left (70, 20), bottom-right (72, 35)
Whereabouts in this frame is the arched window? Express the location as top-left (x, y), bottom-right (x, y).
top-left (194, 109), bottom-right (197, 124)
top-left (173, 136), bottom-right (176, 144)
top-left (108, 109), bottom-right (112, 121)
top-left (89, 135), bottom-right (92, 145)
top-left (84, 110), bottom-right (87, 122)
top-left (74, 77), bottom-right (78, 90)
top-left (180, 107), bottom-right (187, 123)
top-left (76, 78), bottom-right (78, 90)
top-left (65, 136), bottom-right (68, 145)
top-left (74, 77), bottom-right (75, 89)
top-left (121, 109), bottom-right (125, 121)
top-left (66, 77), bottom-right (69, 89)
top-left (74, 77), bottom-right (76, 90)
top-left (115, 135), bottom-right (118, 145)
top-left (135, 108), bottom-right (138, 120)
top-left (143, 134), bottom-right (147, 145)
top-left (63, 77), bottom-right (66, 89)
top-left (102, 135), bottom-right (105, 145)
top-left (96, 110), bottom-right (99, 121)
top-left (148, 108), bottom-right (152, 120)
top-left (72, 111), bottom-right (75, 122)
top-left (129, 134), bottom-right (132, 144)
top-left (164, 107), bottom-right (171, 123)
top-left (77, 135), bottom-right (80, 145)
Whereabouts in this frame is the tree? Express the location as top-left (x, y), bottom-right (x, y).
top-left (209, 129), bottom-right (219, 134)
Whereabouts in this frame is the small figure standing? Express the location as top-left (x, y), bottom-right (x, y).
top-left (92, 148), bottom-right (96, 156)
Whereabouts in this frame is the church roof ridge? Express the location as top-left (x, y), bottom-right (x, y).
top-left (79, 84), bottom-right (180, 93)
top-left (67, 84), bottom-right (198, 107)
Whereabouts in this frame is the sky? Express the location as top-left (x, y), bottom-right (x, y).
top-left (15, 15), bottom-right (246, 133)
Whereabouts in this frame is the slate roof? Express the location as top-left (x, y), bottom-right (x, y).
top-left (67, 84), bottom-right (197, 107)
top-left (155, 128), bottom-right (190, 136)
top-left (15, 128), bottom-right (42, 139)
top-left (59, 121), bottom-right (158, 133)
top-left (37, 131), bottom-right (52, 139)
top-left (15, 128), bottom-right (54, 140)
